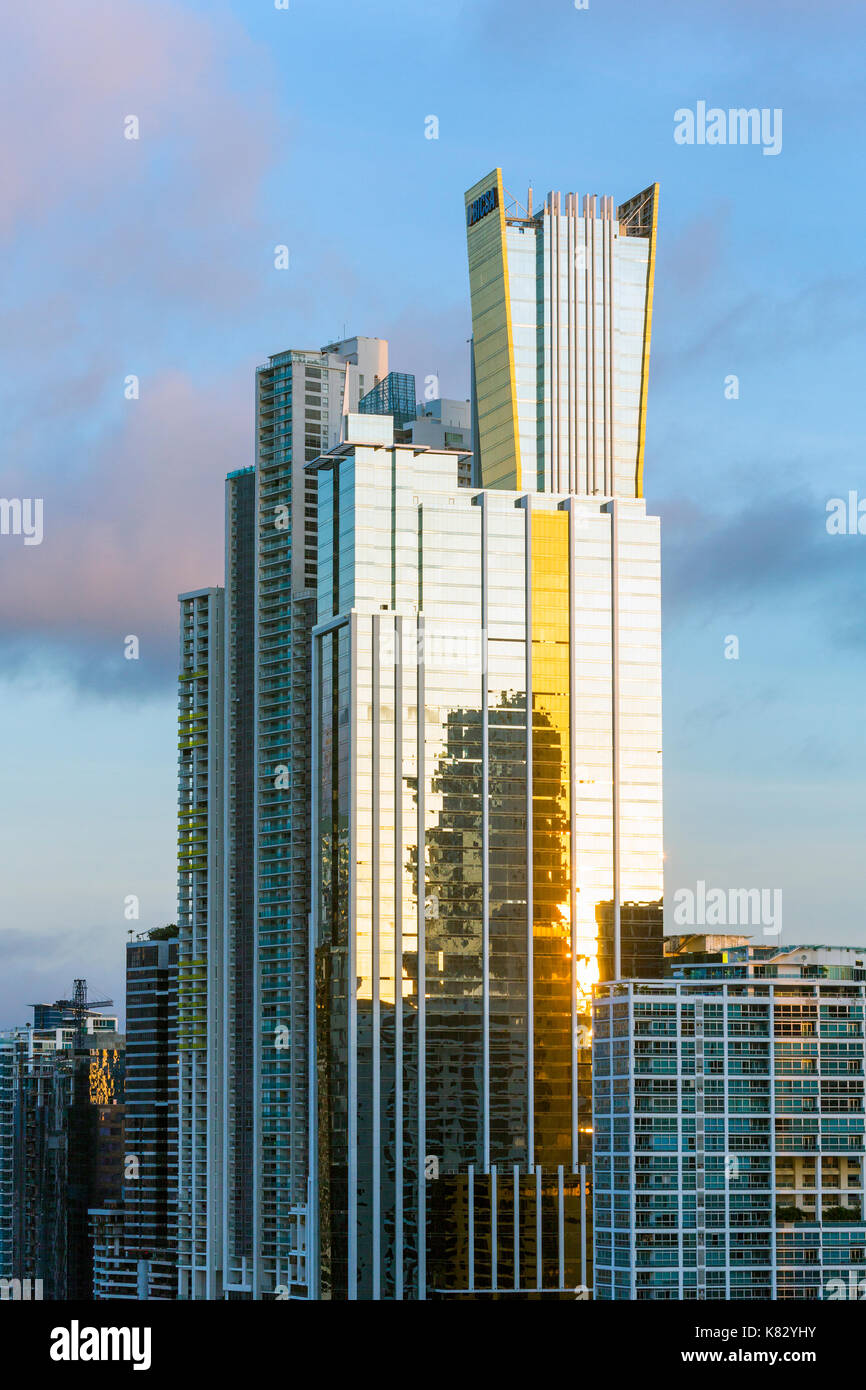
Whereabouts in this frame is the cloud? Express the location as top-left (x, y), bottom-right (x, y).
top-left (0, 926), bottom-right (125, 1031)
top-left (0, 0), bottom-right (276, 243)
top-left (660, 488), bottom-right (866, 645)
top-left (387, 298), bottom-right (472, 403)
top-left (0, 2), bottom-right (287, 696)
top-left (654, 275), bottom-right (866, 385)
top-left (0, 370), bottom-right (241, 695)
top-left (0, 0), bottom-right (284, 404)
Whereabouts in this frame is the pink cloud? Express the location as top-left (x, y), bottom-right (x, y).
top-left (0, 370), bottom-right (244, 660)
top-left (0, 0), bottom-right (277, 243)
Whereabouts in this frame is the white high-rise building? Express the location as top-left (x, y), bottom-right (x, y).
top-left (177, 338), bottom-right (389, 1300)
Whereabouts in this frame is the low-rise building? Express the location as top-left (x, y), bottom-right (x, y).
top-left (593, 949), bottom-right (866, 1300)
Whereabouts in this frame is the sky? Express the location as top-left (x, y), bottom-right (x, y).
top-left (0, 0), bottom-right (865, 1027)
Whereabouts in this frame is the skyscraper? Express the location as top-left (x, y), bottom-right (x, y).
top-left (0, 1037), bottom-right (16, 1282)
top-left (178, 168), bottom-right (662, 1299)
top-left (178, 337), bottom-right (389, 1299)
top-left (465, 167), bottom-right (665, 988)
top-left (309, 432), bottom-right (662, 1297)
top-left (253, 338), bottom-right (386, 1300)
top-left (177, 583), bottom-right (224, 1298)
top-left (302, 171), bottom-right (663, 1298)
top-left (465, 168), bottom-right (657, 496)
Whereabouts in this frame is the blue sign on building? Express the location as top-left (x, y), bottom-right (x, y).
top-left (467, 185), bottom-right (498, 227)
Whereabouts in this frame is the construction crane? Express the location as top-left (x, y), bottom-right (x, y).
top-left (71, 979), bottom-right (113, 1048)
top-left (66, 979), bottom-right (113, 1049)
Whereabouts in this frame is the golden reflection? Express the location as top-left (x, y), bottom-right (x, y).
top-left (556, 899), bottom-right (600, 1006)
top-left (530, 508), bottom-right (574, 1164)
top-left (89, 1047), bottom-right (119, 1105)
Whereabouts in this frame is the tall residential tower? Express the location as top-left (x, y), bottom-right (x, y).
top-left (177, 338), bottom-right (389, 1299)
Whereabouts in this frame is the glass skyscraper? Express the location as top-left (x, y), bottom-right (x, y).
top-left (465, 168), bottom-right (658, 497)
top-left (302, 170), bottom-right (664, 1298)
top-left (0, 1010), bottom-right (125, 1299)
top-left (310, 421), bottom-right (662, 1296)
top-left (177, 168), bottom-right (663, 1298)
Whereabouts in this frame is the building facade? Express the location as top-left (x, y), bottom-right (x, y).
top-left (177, 168), bottom-right (663, 1299)
top-left (92, 931), bottom-right (178, 1299)
top-left (0, 1012), bottom-right (124, 1300)
top-left (360, 375), bottom-right (474, 481)
top-left (593, 967), bottom-right (866, 1300)
top-left (178, 338), bottom-right (389, 1299)
top-left (177, 584), bottom-right (224, 1297)
top-left (309, 401), bottom-right (663, 1297)
top-left (359, 370), bottom-right (417, 430)
top-left (0, 1037), bottom-right (15, 1280)
top-left (465, 168), bottom-right (658, 497)
top-left (299, 169), bottom-right (664, 1299)
top-left (666, 940), bottom-right (866, 985)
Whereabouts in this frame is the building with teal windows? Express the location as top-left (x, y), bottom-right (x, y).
top-left (592, 955), bottom-right (866, 1300)
top-left (0, 1036), bottom-right (14, 1280)
top-left (358, 370), bottom-right (417, 430)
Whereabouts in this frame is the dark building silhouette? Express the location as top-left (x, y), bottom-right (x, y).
top-left (7, 1016), bottom-right (125, 1299)
top-left (92, 930), bottom-right (178, 1299)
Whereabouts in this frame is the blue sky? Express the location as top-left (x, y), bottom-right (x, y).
top-left (1, 0), bottom-right (865, 1026)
